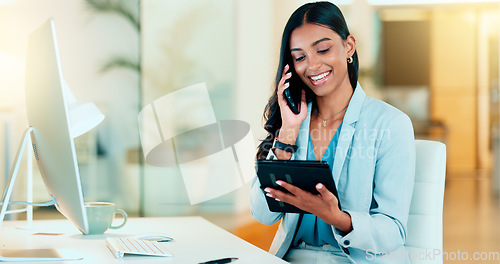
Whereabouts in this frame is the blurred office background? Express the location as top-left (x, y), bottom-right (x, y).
top-left (0, 0), bottom-right (498, 262)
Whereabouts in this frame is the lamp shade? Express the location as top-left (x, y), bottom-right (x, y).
top-left (68, 101), bottom-right (105, 138)
top-left (62, 79), bottom-right (104, 138)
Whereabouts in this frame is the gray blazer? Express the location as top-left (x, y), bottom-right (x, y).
top-left (250, 84), bottom-right (415, 263)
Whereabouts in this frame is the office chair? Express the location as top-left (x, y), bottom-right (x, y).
top-left (405, 140), bottom-right (447, 264)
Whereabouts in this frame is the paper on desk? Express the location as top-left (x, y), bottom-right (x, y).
top-left (0, 248), bottom-right (83, 262)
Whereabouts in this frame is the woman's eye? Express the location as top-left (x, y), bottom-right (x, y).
top-left (294, 55), bottom-right (305, 62)
top-left (318, 48), bottom-right (330, 54)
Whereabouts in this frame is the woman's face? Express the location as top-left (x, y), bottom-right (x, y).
top-left (289, 23), bottom-right (355, 97)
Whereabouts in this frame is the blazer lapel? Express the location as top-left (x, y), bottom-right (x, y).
top-left (332, 83), bottom-right (366, 185)
top-left (333, 123), bottom-right (355, 185)
top-left (293, 103), bottom-right (312, 161)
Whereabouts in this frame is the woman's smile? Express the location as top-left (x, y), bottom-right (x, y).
top-left (308, 70), bottom-right (332, 86)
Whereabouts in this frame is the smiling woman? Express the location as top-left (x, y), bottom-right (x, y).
top-left (251, 2), bottom-right (416, 264)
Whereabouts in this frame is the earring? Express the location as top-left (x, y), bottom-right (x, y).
top-left (347, 57), bottom-right (353, 64)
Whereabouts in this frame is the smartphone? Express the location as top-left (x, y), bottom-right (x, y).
top-left (283, 76), bottom-right (300, 115)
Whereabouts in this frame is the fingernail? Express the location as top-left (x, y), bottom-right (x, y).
top-left (286, 72), bottom-right (292, 76)
top-left (284, 82), bottom-right (289, 87)
top-left (275, 198), bottom-right (281, 202)
top-left (264, 188), bottom-right (271, 193)
top-left (276, 181), bottom-right (282, 186)
top-left (266, 193), bottom-right (273, 198)
top-left (317, 183), bottom-right (324, 189)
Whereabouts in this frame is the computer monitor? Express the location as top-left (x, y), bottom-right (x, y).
top-left (21, 18), bottom-right (103, 234)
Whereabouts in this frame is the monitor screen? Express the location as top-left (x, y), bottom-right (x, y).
top-left (24, 18), bottom-right (90, 234)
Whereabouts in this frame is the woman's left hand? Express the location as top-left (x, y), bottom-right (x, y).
top-left (264, 181), bottom-right (352, 232)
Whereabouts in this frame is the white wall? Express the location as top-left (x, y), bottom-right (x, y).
top-left (233, 0), bottom-right (275, 215)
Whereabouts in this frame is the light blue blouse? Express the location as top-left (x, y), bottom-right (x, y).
top-left (292, 123), bottom-right (342, 247)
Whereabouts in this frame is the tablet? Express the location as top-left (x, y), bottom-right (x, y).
top-left (256, 160), bottom-right (340, 214)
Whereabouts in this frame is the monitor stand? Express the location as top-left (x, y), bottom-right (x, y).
top-left (0, 127), bottom-right (54, 230)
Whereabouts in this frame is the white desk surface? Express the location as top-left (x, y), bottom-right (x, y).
top-left (0, 216), bottom-right (287, 264)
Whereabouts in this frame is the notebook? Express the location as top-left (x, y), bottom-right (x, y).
top-left (0, 249), bottom-right (83, 262)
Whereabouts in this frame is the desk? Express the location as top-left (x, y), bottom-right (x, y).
top-left (0, 217), bottom-right (287, 264)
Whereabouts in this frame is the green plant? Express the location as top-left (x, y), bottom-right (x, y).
top-left (85, 0), bottom-right (140, 73)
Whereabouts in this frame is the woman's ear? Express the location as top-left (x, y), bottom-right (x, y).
top-left (345, 35), bottom-right (356, 58)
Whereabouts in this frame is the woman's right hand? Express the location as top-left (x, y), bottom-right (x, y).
top-left (276, 64), bottom-right (307, 145)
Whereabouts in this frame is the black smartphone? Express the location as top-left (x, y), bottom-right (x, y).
top-left (283, 77), bottom-right (300, 115)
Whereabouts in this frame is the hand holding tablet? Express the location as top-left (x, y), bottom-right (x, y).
top-left (256, 160), bottom-right (340, 214)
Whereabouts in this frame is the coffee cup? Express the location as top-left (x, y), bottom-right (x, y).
top-left (83, 202), bottom-right (127, 235)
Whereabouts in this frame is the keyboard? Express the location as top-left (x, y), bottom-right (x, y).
top-left (105, 237), bottom-right (173, 258)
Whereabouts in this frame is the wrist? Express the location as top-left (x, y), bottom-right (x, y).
top-left (273, 148), bottom-right (293, 160)
top-left (273, 138), bottom-right (298, 153)
top-left (277, 127), bottom-right (299, 145)
top-left (329, 210), bottom-right (352, 233)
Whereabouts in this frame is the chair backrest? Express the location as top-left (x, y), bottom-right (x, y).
top-left (405, 140), bottom-right (447, 264)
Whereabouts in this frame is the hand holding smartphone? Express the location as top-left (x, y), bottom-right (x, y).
top-left (282, 66), bottom-right (301, 115)
top-left (283, 81), bottom-right (300, 114)
top-left (275, 65), bottom-right (306, 160)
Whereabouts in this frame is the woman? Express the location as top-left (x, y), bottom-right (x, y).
top-left (250, 2), bottom-right (415, 263)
